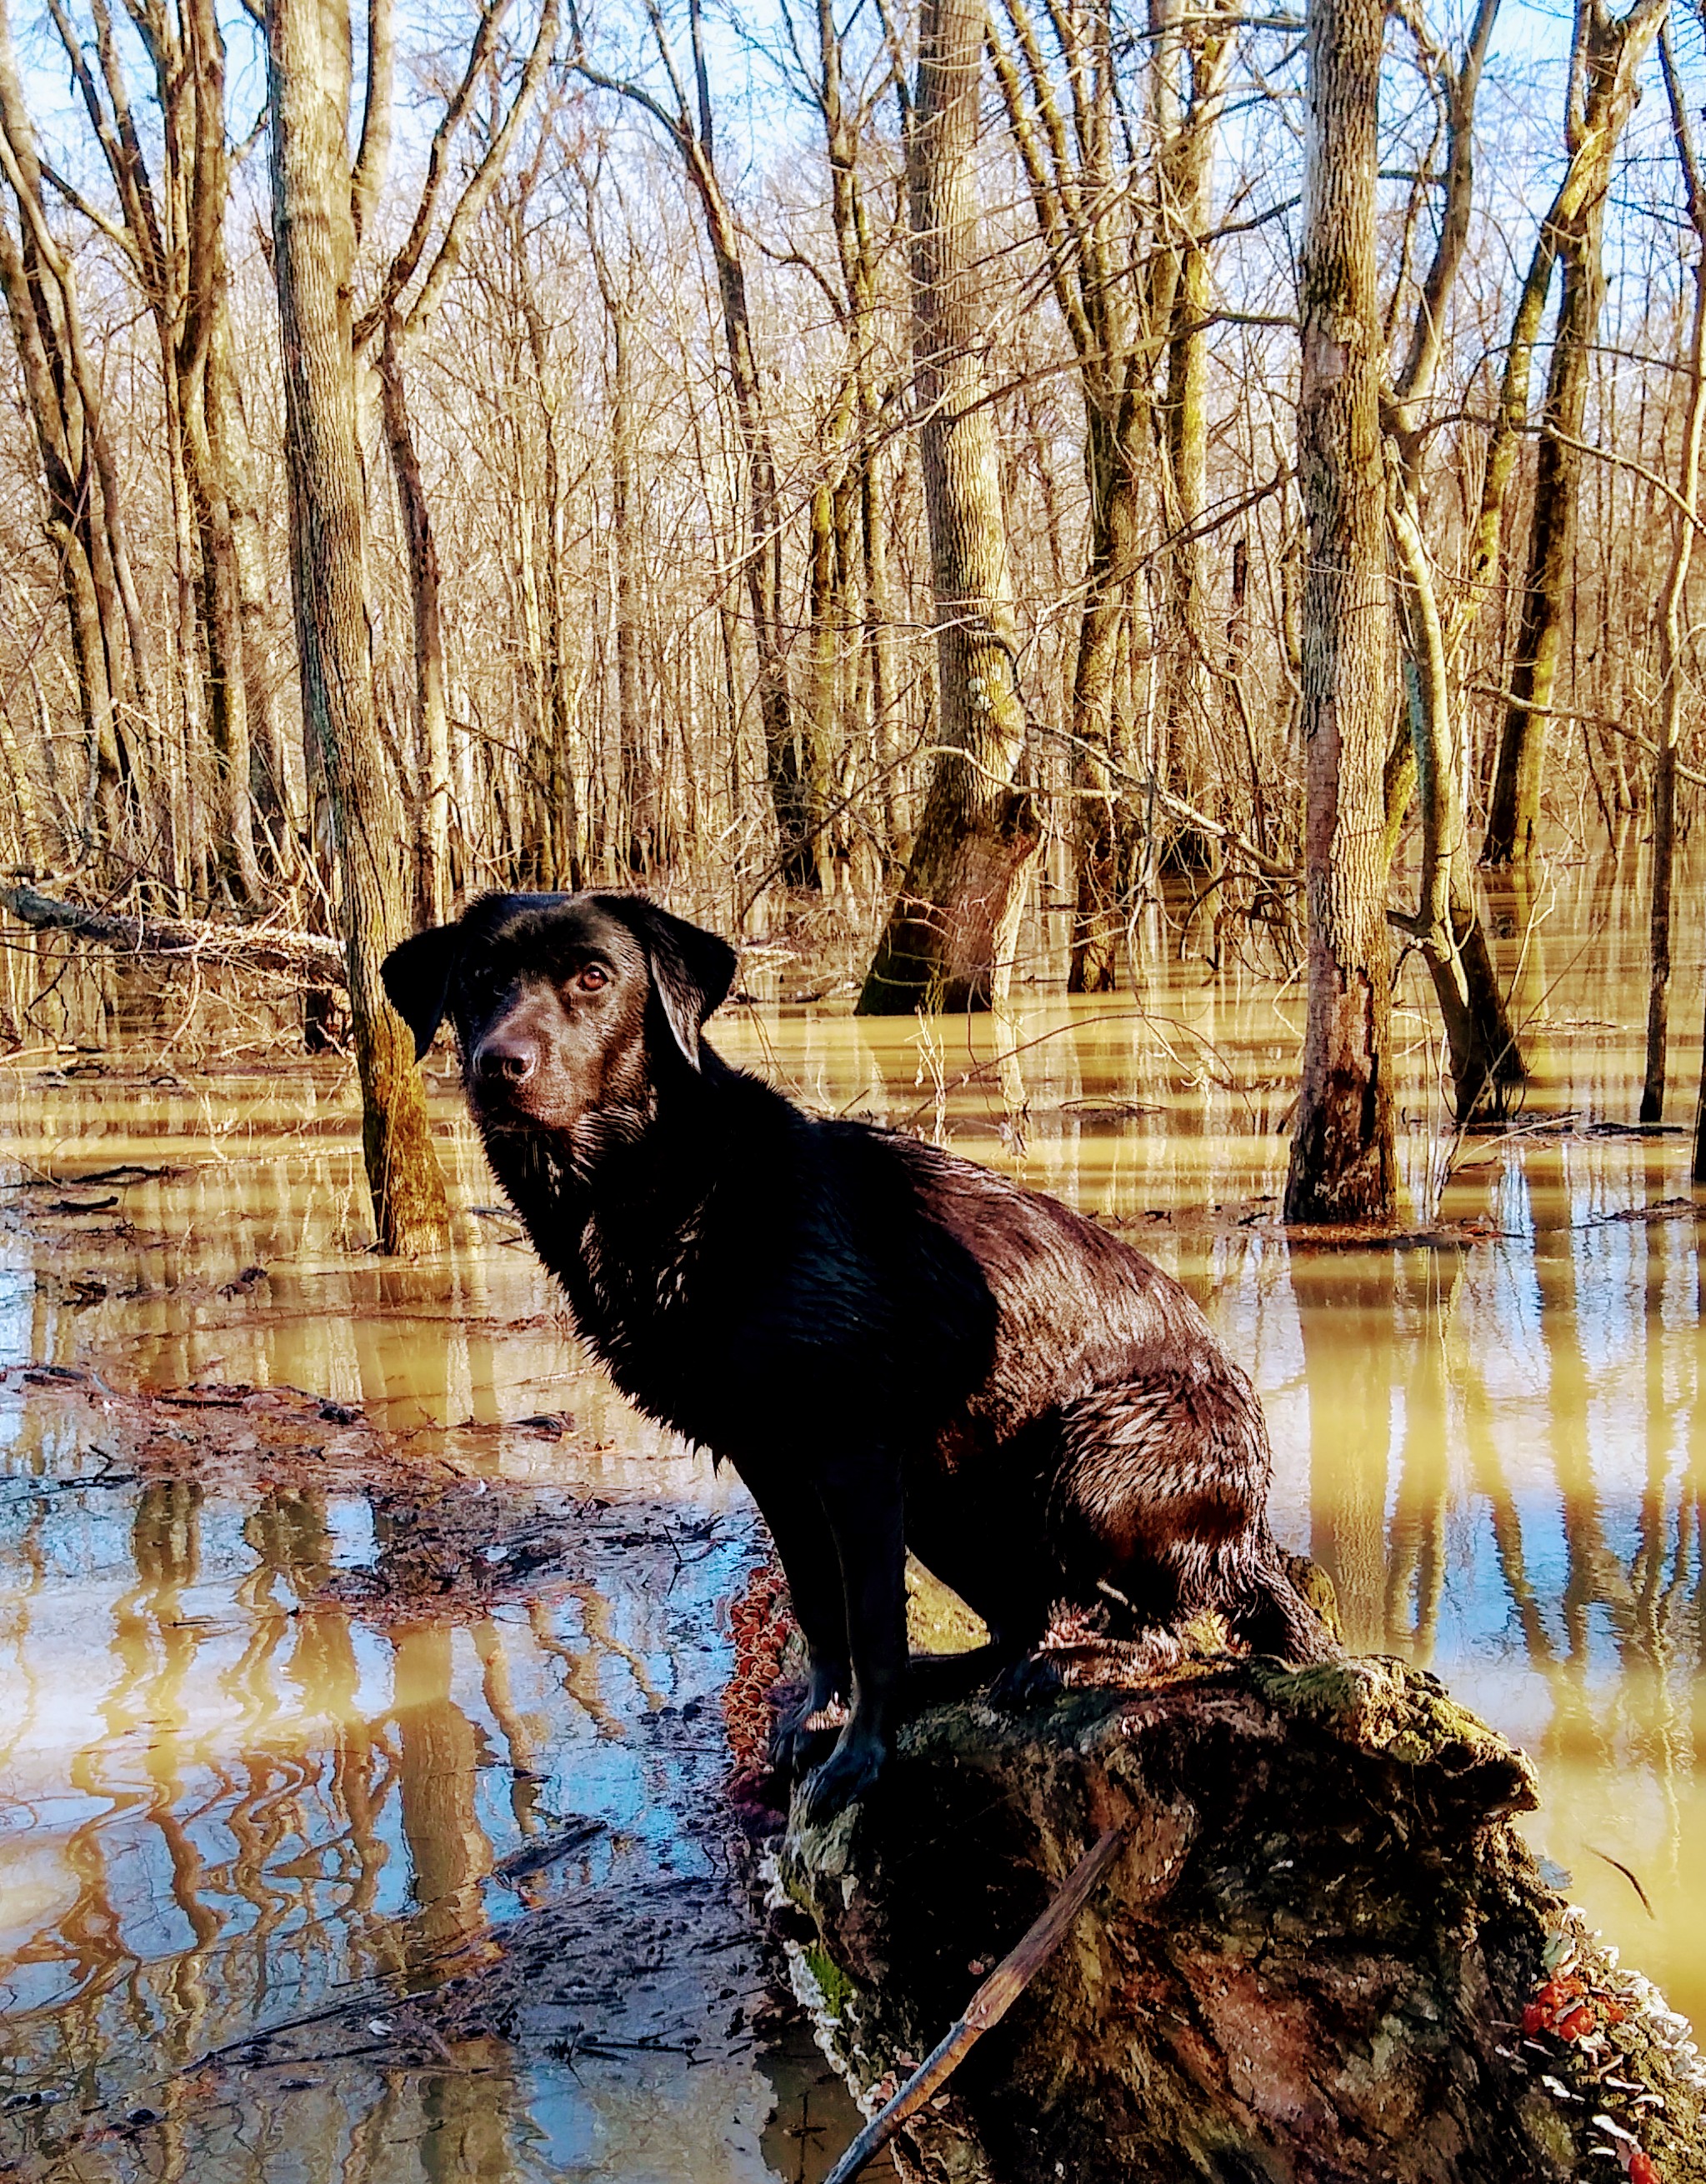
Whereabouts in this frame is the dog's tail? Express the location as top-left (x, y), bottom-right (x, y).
top-left (1230, 1545), bottom-right (1343, 1663)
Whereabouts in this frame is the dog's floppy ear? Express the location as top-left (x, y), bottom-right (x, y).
top-left (381, 922), bottom-right (463, 1061)
top-left (602, 896), bottom-right (737, 1068)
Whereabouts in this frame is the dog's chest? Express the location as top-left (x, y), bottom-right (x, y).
top-left (572, 1210), bottom-right (700, 1329)
top-left (560, 1212), bottom-right (716, 1421)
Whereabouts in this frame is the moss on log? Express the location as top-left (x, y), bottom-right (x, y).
top-left (772, 1654), bottom-right (1705, 2182)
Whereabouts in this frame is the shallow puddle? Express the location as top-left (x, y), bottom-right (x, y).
top-left (0, 855), bottom-right (1702, 2178)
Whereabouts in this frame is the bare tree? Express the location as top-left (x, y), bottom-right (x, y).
top-left (351, 0), bottom-right (559, 919)
top-left (1382, 0), bottom-right (1523, 1117)
top-left (574, 0), bottom-right (824, 889)
top-left (1647, 19), bottom-right (1705, 1123)
top-left (1481, 0), bottom-right (1668, 867)
top-left (265, 0), bottom-right (450, 1252)
top-left (0, 0), bottom-right (148, 860)
top-left (583, 165), bottom-right (652, 877)
top-left (858, 0), bottom-right (1040, 1012)
top-left (1284, 0), bottom-right (1396, 1222)
top-left (40, 0), bottom-right (288, 902)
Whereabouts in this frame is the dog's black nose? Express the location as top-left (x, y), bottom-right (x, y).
top-left (473, 1032), bottom-right (539, 1087)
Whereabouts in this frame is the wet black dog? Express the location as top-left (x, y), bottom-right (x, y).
top-left (383, 891), bottom-right (1330, 1819)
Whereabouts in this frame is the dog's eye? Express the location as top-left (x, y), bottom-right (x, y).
top-left (577, 964), bottom-right (609, 992)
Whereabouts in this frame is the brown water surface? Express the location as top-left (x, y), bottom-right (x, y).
top-left (0, 856), bottom-right (1702, 2178)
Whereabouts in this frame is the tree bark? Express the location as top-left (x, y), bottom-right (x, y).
top-left (858, 0), bottom-right (1040, 1015)
top-left (266, 0), bottom-right (449, 1254)
top-left (1283, 0), bottom-right (1396, 1224)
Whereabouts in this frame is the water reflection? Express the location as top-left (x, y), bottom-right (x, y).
top-left (0, 854), bottom-right (1699, 2177)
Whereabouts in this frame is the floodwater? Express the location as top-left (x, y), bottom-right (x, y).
top-left (0, 853), bottom-right (1703, 2180)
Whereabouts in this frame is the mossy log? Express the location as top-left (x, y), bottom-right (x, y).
top-left (772, 1655), bottom-right (1705, 2183)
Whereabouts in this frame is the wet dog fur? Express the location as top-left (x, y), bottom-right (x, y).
top-left (382, 890), bottom-right (1333, 1820)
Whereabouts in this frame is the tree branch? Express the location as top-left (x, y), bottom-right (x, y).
top-left (0, 887), bottom-right (348, 985)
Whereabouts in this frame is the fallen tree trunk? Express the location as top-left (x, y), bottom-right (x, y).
top-left (773, 1655), bottom-right (1706, 2183)
top-left (0, 883), bottom-right (345, 986)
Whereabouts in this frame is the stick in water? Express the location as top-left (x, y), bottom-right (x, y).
top-left (821, 1820), bottom-right (1132, 2184)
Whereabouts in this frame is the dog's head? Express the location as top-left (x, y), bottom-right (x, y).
top-left (380, 892), bottom-right (738, 1157)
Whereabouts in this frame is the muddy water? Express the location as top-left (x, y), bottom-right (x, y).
top-left (0, 856), bottom-right (1703, 2178)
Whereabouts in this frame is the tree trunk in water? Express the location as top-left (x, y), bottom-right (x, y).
top-left (1382, 0), bottom-right (1520, 1113)
top-left (1643, 24), bottom-right (1703, 1124)
top-left (1283, 0), bottom-right (1396, 1224)
top-left (266, 0), bottom-right (449, 1255)
top-left (858, 0), bottom-right (1040, 1016)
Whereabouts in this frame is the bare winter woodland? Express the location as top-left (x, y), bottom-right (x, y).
top-left (1, 0), bottom-right (1704, 1241)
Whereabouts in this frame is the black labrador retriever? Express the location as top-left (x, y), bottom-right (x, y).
top-left (383, 891), bottom-right (1330, 1820)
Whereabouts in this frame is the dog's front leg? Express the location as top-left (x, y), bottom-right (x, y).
top-left (749, 1469), bottom-right (851, 1772)
top-left (797, 1452), bottom-right (906, 1825)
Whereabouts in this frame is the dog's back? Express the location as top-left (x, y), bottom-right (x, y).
top-left (882, 1131), bottom-right (1240, 1430)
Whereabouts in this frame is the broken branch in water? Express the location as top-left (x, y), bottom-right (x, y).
top-left (821, 1821), bottom-right (1132, 2184)
top-left (0, 884), bottom-right (346, 987)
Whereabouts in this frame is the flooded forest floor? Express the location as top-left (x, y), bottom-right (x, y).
top-left (0, 858), bottom-right (1703, 2181)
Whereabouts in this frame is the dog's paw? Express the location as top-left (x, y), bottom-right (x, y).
top-left (768, 1672), bottom-right (849, 1774)
top-left (768, 1702), bottom-right (846, 1775)
top-left (989, 1650), bottom-right (1065, 1710)
top-left (796, 1733), bottom-right (885, 1825)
